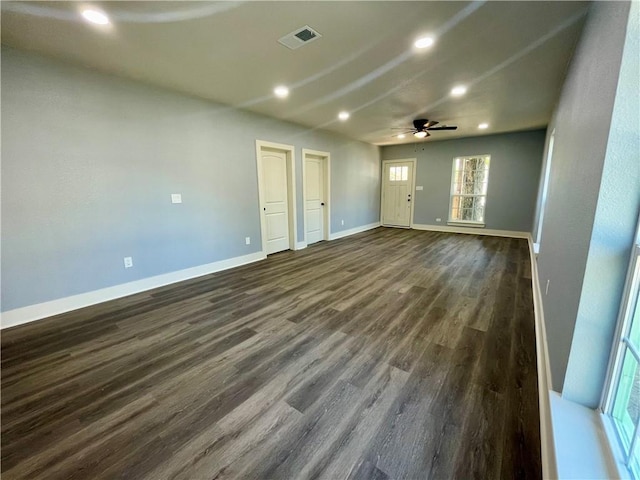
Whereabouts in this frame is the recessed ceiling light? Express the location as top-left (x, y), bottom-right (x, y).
top-left (397, 134), bottom-right (406, 139)
top-left (478, 123), bottom-right (489, 129)
top-left (81, 8), bottom-right (110, 25)
top-left (414, 36), bottom-right (435, 49)
top-left (450, 85), bottom-right (467, 97)
top-left (274, 86), bottom-right (289, 98)
top-left (338, 111), bottom-right (350, 121)
top-left (414, 131), bottom-right (428, 138)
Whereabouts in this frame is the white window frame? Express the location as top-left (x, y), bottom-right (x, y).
top-left (448, 154), bottom-right (491, 227)
top-left (536, 130), bottom-right (555, 247)
top-left (602, 219), bottom-right (640, 478)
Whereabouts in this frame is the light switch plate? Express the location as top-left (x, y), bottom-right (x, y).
top-left (416, 186), bottom-right (424, 191)
top-left (245, 237), bottom-right (251, 245)
top-left (124, 257), bottom-right (133, 268)
top-left (171, 194), bottom-right (182, 204)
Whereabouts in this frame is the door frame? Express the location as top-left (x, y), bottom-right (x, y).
top-left (302, 148), bottom-right (331, 245)
top-left (255, 140), bottom-right (298, 254)
top-left (380, 158), bottom-right (417, 228)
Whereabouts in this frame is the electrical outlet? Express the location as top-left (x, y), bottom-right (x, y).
top-left (171, 193), bottom-right (182, 204)
top-left (245, 237), bottom-right (251, 245)
top-left (545, 279), bottom-right (550, 295)
top-left (124, 257), bottom-right (133, 268)
top-left (436, 218), bottom-right (442, 222)
top-left (341, 219), bottom-right (345, 226)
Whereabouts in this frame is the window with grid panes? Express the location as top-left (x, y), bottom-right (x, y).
top-left (389, 165), bottom-right (408, 182)
top-left (606, 242), bottom-right (640, 478)
top-left (449, 155), bottom-right (490, 225)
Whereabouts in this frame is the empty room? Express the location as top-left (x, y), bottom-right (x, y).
top-left (1, 1), bottom-right (638, 479)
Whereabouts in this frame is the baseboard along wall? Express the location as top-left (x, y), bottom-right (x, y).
top-left (1, 221), bottom-right (382, 329)
top-left (328, 222), bottom-right (381, 240)
top-left (411, 223), bottom-right (529, 239)
top-left (1, 251), bottom-right (265, 329)
top-left (526, 234), bottom-right (558, 480)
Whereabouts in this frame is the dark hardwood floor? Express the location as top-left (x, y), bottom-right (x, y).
top-left (1, 227), bottom-right (541, 479)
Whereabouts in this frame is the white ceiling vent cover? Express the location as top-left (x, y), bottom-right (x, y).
top-left (278, 25), bottom-right (322, 50)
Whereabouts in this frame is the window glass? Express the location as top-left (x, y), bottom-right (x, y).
top-left (389, 165), bottom-right (409, 182)
top-left (449, 155), bottom-right (490, 223)
top-left (607, 248), bottom-right (640, 479)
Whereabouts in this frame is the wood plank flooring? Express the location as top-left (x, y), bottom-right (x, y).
top-left (1, 227), bottom-right (541, 479)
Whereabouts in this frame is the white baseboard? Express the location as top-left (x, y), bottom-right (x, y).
top-left (0, 251), bottom-right (266, 330)
top-left (412, 223), bottom-right (529, 239)
top-left (329, 222), bottom-right (380, 240)
top-left (527, 233), bottom-right (557, 479)
top-left (295, 241), bottom-right (307, 250)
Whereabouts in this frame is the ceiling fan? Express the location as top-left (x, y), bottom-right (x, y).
top-left (394, 119), bottom-right (458, 139)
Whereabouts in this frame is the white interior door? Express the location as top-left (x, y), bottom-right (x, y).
top-left (305, 156), bottom-right (324, 245)
top-left (262, 150), bottom-right (290, 254)
top-left (382, 161), bottom-right (414, 227)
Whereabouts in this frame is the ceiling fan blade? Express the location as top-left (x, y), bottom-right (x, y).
top-left (425, 120), bottom-right (439, 128)
top-left (427, 126), bottom-right (458, 131)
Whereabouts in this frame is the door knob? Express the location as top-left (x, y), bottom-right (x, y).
top-left (321, 202), bottom-right (325, 206)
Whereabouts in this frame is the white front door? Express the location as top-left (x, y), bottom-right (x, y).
top-left (382, 160), bottom-right (414, 227)
top-left (305, 156), bottom-right (324, 245)
top-left (262, 150), bottom-right (290, 254)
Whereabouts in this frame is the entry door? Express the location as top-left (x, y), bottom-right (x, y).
top-left (305, 156), bottom-right (324, 245)
top-left (262, 150), bottom-right (290, 254)
top-left (382, 161), bottom-right (414, 227)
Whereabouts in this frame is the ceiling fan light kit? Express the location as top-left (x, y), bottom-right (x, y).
top-left (397, 118), bottom-right (458, 141)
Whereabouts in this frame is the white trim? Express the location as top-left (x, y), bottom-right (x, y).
top-left (380, 158), bottom-right (417, 228)
top-left (601, 414), bottom-right (634, 479)
top-left (329, 222), bottom-right (380, 241)
top-left (302, 148), bottom-right (331, 244)
top-left (536, 129), bottom-right (555, 245)
top-left (0, 251), bottom-right (266, 330)
top-left (412, 223), bottom-right (529, 239)
top-left (255, 140), bottom-right (297, 254)
top-left (447, 221), bottom-right (485, 228)
top-left (527, 233), bottom-right (557, 479)
top-left (295, 241), bottom-right (307, 250)
top-left (533, 242), bottom-right (540, 255)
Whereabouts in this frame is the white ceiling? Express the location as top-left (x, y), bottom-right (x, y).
top-left (1, 1), bottom-right (589, 145)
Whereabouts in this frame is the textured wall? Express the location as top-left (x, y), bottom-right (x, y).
top-left (562, 0), bottom-right (639, 407)
top-left (1, 47), bottom-right (380, 311)
top-left (535, 1), bottom-right (631, 395)
top-left (381, 130), bottom-right (545, 232)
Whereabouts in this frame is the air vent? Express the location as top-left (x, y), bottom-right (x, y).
top-left (278, 25), bottom-right (322, 50)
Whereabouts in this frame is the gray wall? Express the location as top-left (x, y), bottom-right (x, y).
top-left (381, 130), bottom-right (545, 232)
top-left (562, 0), bottom-right (639, 407)
top-left (534, 1), bottom-right (634, 401)
top-left (1, 47), bottom-right (380, 312)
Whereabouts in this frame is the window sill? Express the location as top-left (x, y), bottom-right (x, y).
top-left (550, 392), bottom-right (631, 479)
top-left (447, 221), bottom-right (485, 228)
